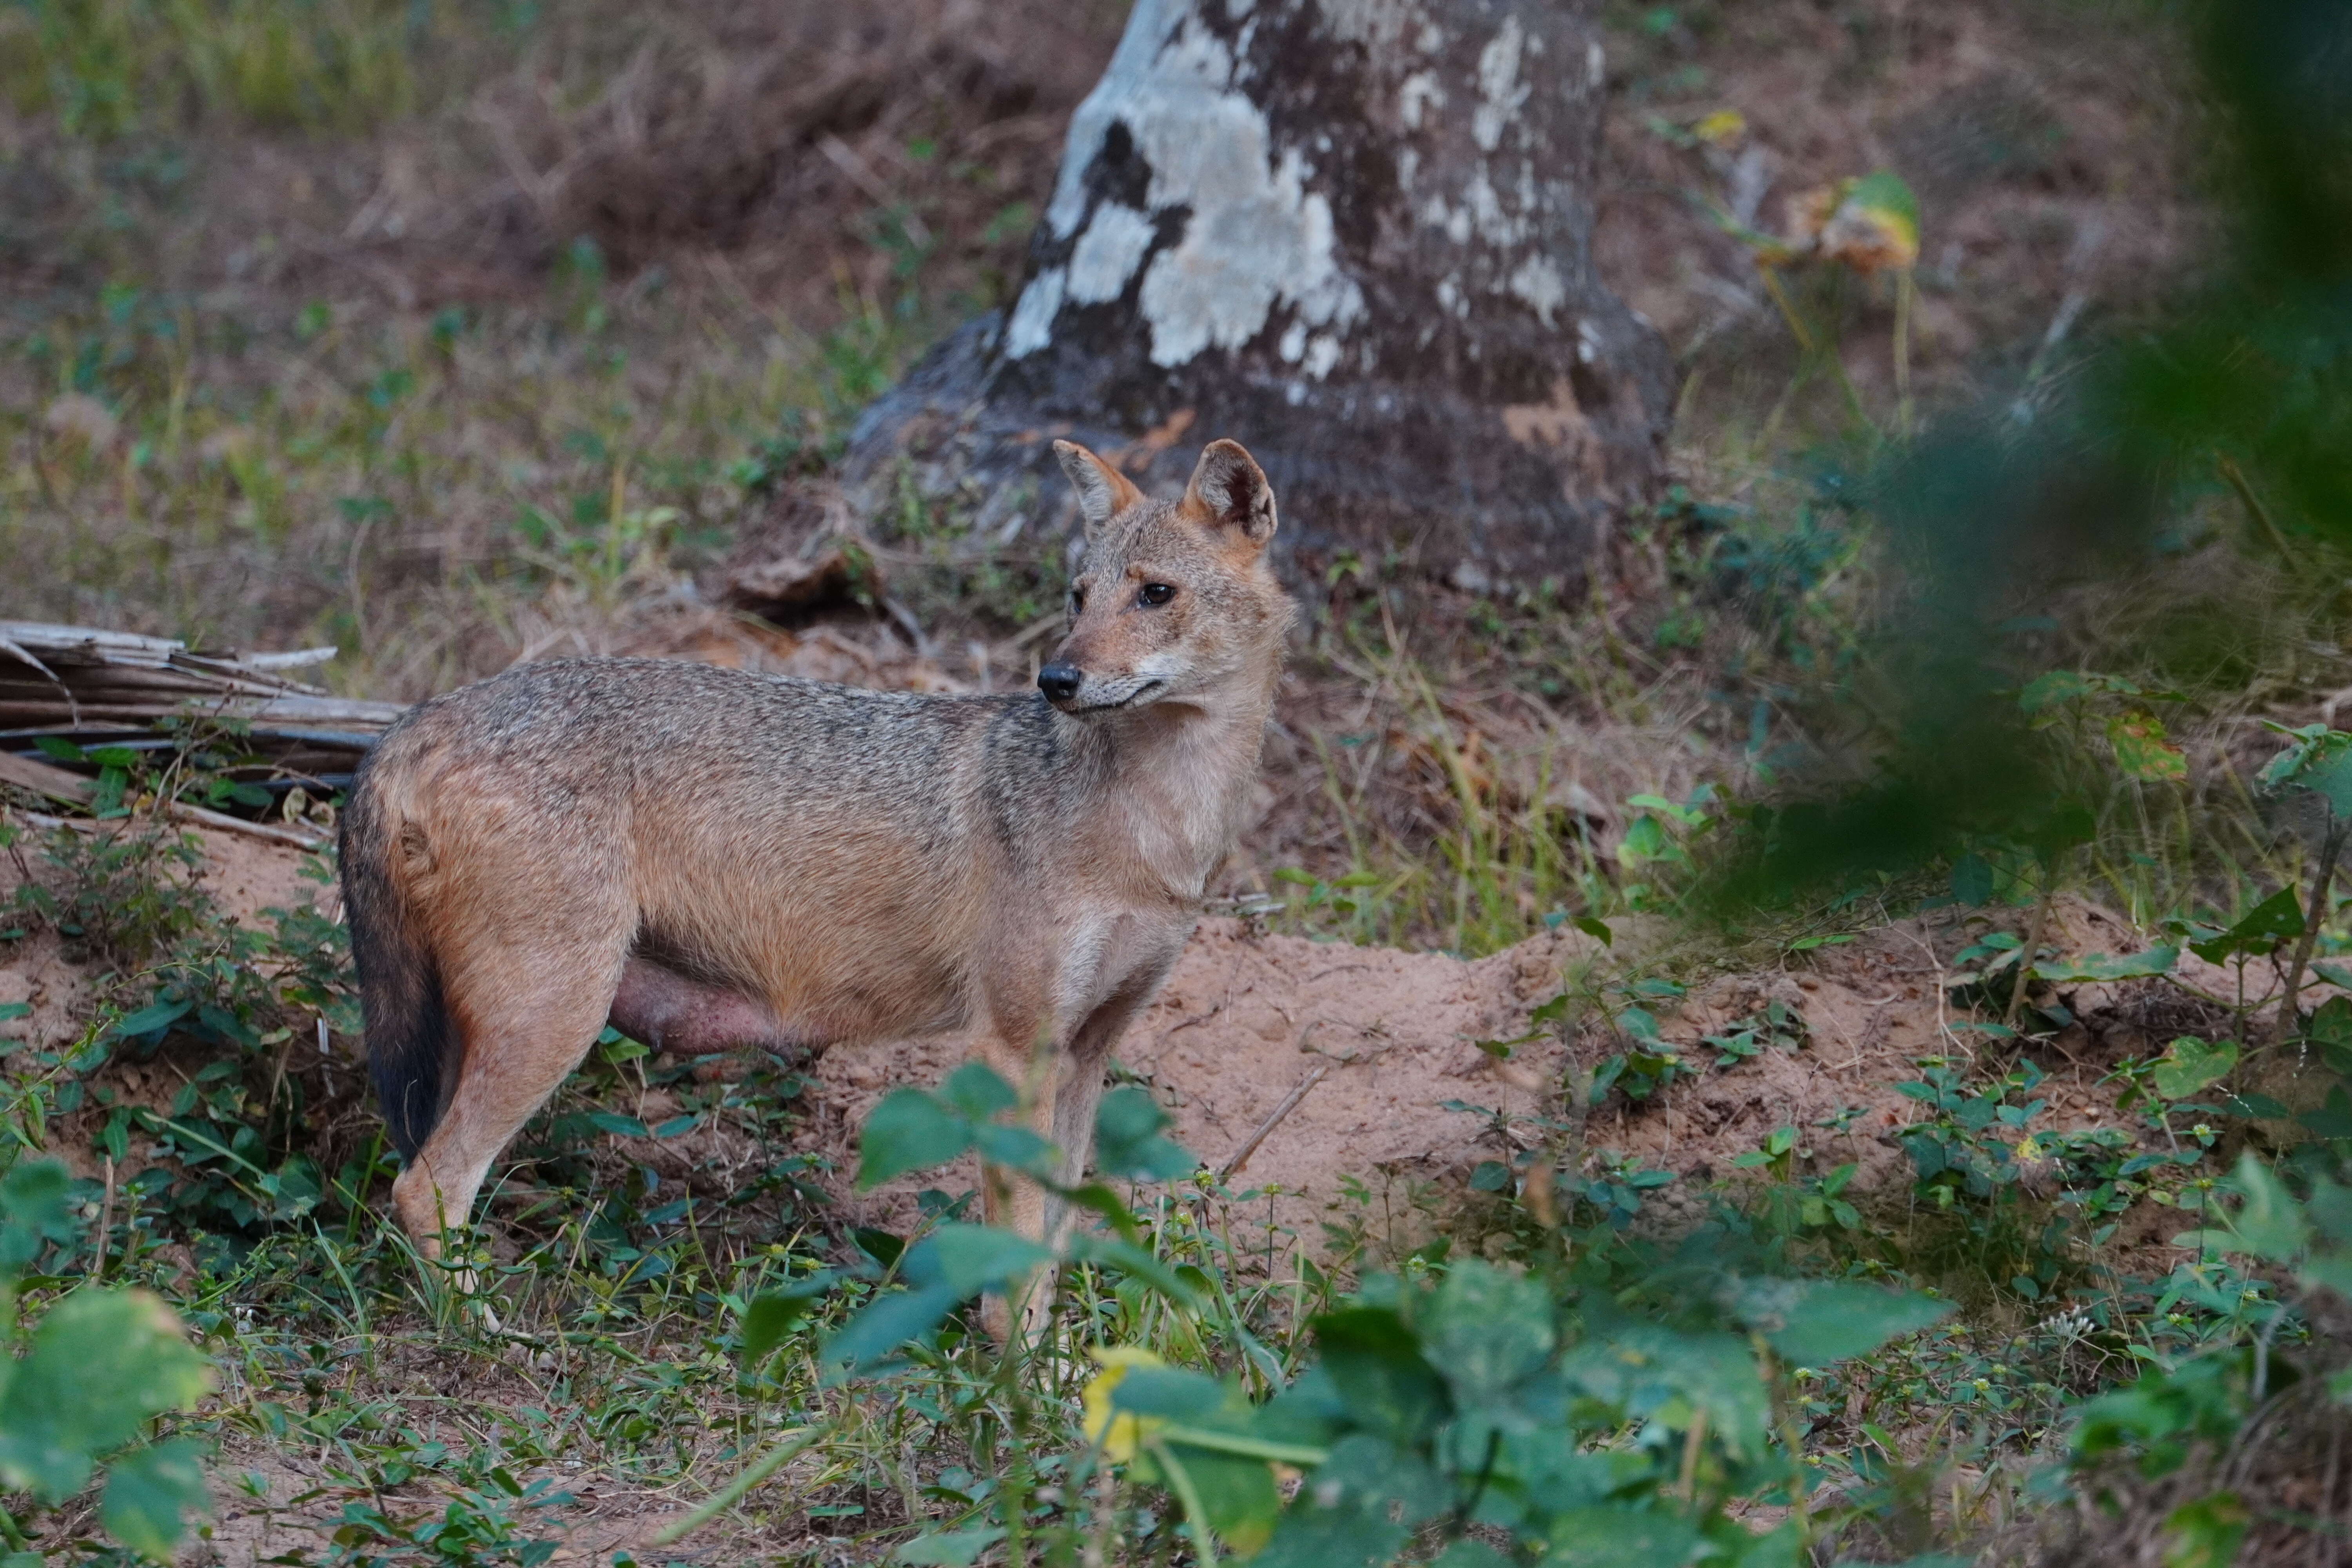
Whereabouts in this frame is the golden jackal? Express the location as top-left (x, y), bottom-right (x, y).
top-left (343, 439), bottom-right (1293, 1290)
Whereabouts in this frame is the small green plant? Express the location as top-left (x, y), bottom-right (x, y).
top-left (2066, 1153), bottom-right (2352, 1566)
top-left (8, 815), bottom-right (209, 963)
top-left (2255, 722), bottom-right (2352, 1031)
top-left (1079, 1252), bottom-right (1948, 1566)
top-left (0, 1157), bottom-right (214, 1559)
top-left (648, 1061), bottom-right (1201, 1548)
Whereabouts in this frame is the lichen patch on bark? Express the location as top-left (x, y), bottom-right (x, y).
top-left (1013, 0), bottom-right (1364, 370)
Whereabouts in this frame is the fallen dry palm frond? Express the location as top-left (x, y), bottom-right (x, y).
top-left (0, 621), bottom-right (407, 843)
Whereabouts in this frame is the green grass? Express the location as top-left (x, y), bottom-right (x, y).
top-left (0, 0), bottom-right (454, 138)
top-left (0, 275), bottom-right (927, 700)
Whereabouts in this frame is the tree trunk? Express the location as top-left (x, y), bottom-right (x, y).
top-left (781, 0), bottom-right (1671, 597)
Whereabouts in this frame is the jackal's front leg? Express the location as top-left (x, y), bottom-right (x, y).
top-left (974, 1024), bottom-right (1058, 1346)
top-left (974, 975), bottom-right (1167, 1345)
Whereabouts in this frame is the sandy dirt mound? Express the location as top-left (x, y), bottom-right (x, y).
top-left (806, 895), bottom-right (2341, 1262)
top-left (806, 918), bottom-right (1599, 1245)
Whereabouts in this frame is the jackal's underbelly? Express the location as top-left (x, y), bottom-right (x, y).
top-left (628, 837), bottom-right (977, 1050)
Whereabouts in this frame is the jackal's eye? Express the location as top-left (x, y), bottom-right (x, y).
top-left (1138, 582), bottom-right (1176, 607)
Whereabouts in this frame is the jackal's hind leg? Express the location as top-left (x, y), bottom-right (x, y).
top-left (390, 948), bottom-right (620, 1277)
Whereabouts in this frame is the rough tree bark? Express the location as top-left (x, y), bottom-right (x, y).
top-left (787, 0), bottom-right (1671, 595)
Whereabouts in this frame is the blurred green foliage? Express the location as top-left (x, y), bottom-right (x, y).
top-left (1713, 0), bottom-right (2352, 906)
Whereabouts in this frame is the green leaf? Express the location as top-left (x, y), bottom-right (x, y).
top-left (1539, 1506), bottom-right (1703, 1568)
top-left (939, 1062), bottom-right (1016, 1120)
top-left (31, 735), bottom-right (85, 763)
top-left (969, 1122), bottom-right (1057, 1175)
top-left (109, 998), bottom-right (191, 1039)
top-left (584, 1110), bottom-right (650, 1138)
top-left (0, 1289), bottom-right (214, 1501)
top-left (740, 1282), bottom-right (829, 1370)
top-left (2153, 1037), bottom-right (2240, 1101)
top-left (2306, 995), bottom-right (2352, 1075)
top-left (1563, 1326), bottom-right (1769, 1458)
top-left (894, 1526), bottom-right (1005, 1566)
top-left (2190, 889), bottom-right (2304, 963)
top-left (858, 1089), bottom-right (973, 1189)
top-left (2160, 1490), bottom-right (2249, 1568)
top-left (1065, 1234), bottom-right (1202, 1308)
top-left (1617, 816), bottom-right (1671, 868)
top-left (0, 1001), bottom-right (27, 1024)
top-left (101, 1438), bottom-right (210, 1561)
top-left (820, 1281), bottom-right (962, 1373)
top-left (2018, 670), bottom-right (2096, 713)
top-left (2266, 731), bottom-right (2352, 821)
top-left (2032, 946), bottom-right (2180, 983)
top-left (1949, 852), bottom-right (1994, 906)
top-left (1572, 915), bottom-right (1613, 946)
top-left (1167, 1441), bottom-right (1281, 1558)
top-left (2224, 1155), bottom-right (2307, 1261)
top-left (1110, 1365), bottom-right (1229, 1423)
top-left (1740, 1279), bottom-right (1953, 1366)
top-left (1713, 1519), bottom-right (1804, 1568)
top-left (0, 1158), bottom-right (76, 1271)
top-left (1420, 1261), bottom-right (1555, 1406)
top-left (853, 1228), bottom-right (906, 1269)
top-left (2300, 1085), bottom-right (2352, 1141)
top-left (1094, 1086), bottom-right (1198, 1182)
top-left (1252, 1450), bottom-right (1408, 1568)
top-left (1310, 1307), bottom-right (1452, 1445)
top-left (915, 1224), bottom-right (1053, 1297)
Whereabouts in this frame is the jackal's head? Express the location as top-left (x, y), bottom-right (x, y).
top-left (1038, 438), bottom-right (1295, 716)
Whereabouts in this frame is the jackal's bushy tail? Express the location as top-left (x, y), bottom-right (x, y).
top-left (341, 775), bottom-right (456, 1161)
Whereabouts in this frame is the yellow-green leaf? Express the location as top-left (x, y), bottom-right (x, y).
top-left (1817, 169), bottom-right (1920, 273)
top-left (1692, 109), bottom-right (1746, 148)
top-left (2109, 711), bottom-right (2189, 782)
top-left (1082, 1347), bottom-right (1170, 1463)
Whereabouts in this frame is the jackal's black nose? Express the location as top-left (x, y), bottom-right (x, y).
top-left (1038, 662), bottom-right (1082, 703)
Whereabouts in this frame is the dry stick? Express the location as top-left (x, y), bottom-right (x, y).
top-left (2277, 816), bottom-right (2347, 1042)
top-left (2220, 452), bottom-right (2297, 561)
top-left (1215, 1022), bottom-right (1392, 1182)
top-left (1677, 1408), bottom-right (1707, 1504)
top-left (1218, 1060), bottom-right (1334, 1183)
top-left (2005, 869), bottom-right (2058, 1027)
top-left (648, 1424), bottom-right (828, 1546)
top-left (1893, 266), bottom-right (1916, 437)
top-left (92, 1154), bottom-right (115, 1283)
top-left (0, 750), bottom-right (327, 850)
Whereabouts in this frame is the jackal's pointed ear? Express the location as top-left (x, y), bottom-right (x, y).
top-left (1182, 439), bottom-right (1277, 547)
top-left (1054, 440), bottom-right (1144, 536)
